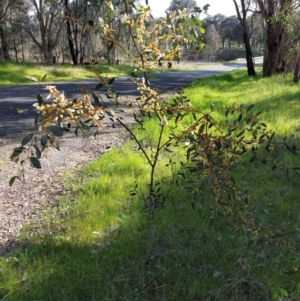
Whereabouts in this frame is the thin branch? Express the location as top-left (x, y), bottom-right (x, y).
top-left (116, 117), bottom-right (153, 166)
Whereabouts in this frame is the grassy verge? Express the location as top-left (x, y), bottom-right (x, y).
top-left (0, 61), bottom-right (221, 86)
top-left (0, 62), bottom-right (135, 86)
top-left (1, 70), bottom-right (299, 301)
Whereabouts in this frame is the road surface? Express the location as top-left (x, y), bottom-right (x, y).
top-left (0, 62), bottom-right (253, 139)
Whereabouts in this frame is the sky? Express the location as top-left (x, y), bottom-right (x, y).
top-left (150, 0), bottom-right (237, 18)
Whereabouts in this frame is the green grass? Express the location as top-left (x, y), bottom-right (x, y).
top-left (0, 61), bottom-right (223, 86)
top-left (0, 62), bottom-right (136, 86)
top-left (1, 69), bottom-right (300, 300)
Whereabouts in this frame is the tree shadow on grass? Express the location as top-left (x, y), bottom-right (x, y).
top-left (1, 154), bottom-right (299, 301)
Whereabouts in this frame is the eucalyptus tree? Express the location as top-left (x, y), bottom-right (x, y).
top-left (63, 0), bottom-right (106, 65)
top-left (202, 24), bottom-right (220, 61)
top-left (203, 13), bottom-right (226, 32)
top-left (255, 0), bottom-right (300, 76)
top-left (18, 0), bottom-right (66, 64)
top-left (167, 0), bottom-right (198, 13)
top-left (232, 0), bottom-right (256, 75)
top-left (219, 17), bottom-right (243, 48)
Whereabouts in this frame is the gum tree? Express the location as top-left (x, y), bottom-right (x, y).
top-left (19, 0), bottom-right (66, 64)
top-left (233, 0), bottom-right (256, 76)
top-left (255, 0), bottom-right (300, 77)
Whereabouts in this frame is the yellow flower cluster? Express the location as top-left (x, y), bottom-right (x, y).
top-left (33, 85), bottom-right (104, 131)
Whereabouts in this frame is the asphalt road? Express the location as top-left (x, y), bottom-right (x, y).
top-left (0, 63), bottom-right (249, 139)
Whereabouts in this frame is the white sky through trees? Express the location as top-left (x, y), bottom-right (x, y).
top-left (150, 0), bottom-right (237, 18)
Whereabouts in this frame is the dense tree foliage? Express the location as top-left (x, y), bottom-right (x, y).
top-left (167, 0), bottom-right (198, 13)
top-left (219, 17), bottom-right (243, 47)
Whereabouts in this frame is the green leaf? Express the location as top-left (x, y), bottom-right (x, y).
top-left (21, 133), bottom-right (34, 146)
top-left (33, 145), bottom-right (41, 159)
top-left (250, 155), bottom-right (256, 163)
top-left (107, 12), bottom-right (115, 19)
top-left (190, 28), bottom-right (199, 39)
top-left (48, 125), bottom-right (64, 137)
top-left (10, 147), bottom-right (25, 160)
top-left (41, 135), bottom-right (48, 147)
top-left (247, 104), bottom-right (254, 112)
top-left (236, 130), bottom-right (245, 137)
top-left (188, 34), bottom-right (195, 41)
top-left (95, 83), bottom-right (104, 89)
top-left (203, 4), bottom-right (210, 11)
top-left (34, 112), bottom-right (39, 125)
top-left (91, 92), bottom-right (101, 105)
top-left (9, 176), bottom-right (18, 187)
top-left (41, 74), bottom-right (47, 82)
top-left (238, 113), bottom-right (243, 121)
top-left (285, 144), bottom-right (297, 154)
top-left (191, 16), bottom-right (203, 27)
top-left (37, 93), bottom-right (43, 105)
top-left (198, 123), bottom-right (205, 134)
top-left (251, 121), bottom-right (258, 128)
top-left (215, 140), bottom-right (222, 150)
top-left (81, 123), bottom-right (91, 131)
top-left (130, 71), bottom-right (138, 78)
top-left (108, 77), bottom-right (115, 85)
top-left (279, 288), bottom-right (288, 297)
top-left (187, 145), bottom-right (196, 160)
top-left (179, 26), bottom-right (185, 36)
top-left (30, 157), bottom-right (41, 169)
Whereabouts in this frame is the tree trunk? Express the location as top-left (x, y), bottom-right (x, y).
top-left (66, 20), bottom-right (78, 65)
top-left (256, 0), bottom-right (291, 77)
top-left (232, 0), bottom-right (255, 76)
top-left (0, 24), bottom-right (10, 61)
top-left (263, 24), bottom-right (284, 77)
top-left (293, 50), bottom-right (300, 83)
top-left (244, 30), bottom-right (256, 76)
top-left (64, 0), bottom-right (78, 65)
top-left (43, 50), bottom-right (53, 65)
